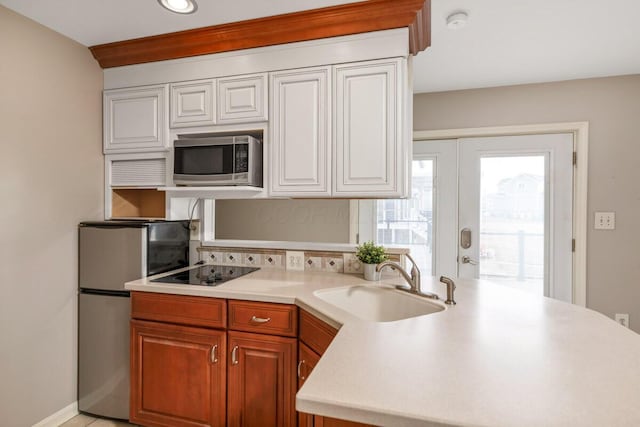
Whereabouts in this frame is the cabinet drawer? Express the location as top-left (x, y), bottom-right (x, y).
top-left (228, 300), bottom-right (297, 337)
top-left (299, 309), bottom-right (338, 355)
top-left (131, 291), bottom-right (226, 329)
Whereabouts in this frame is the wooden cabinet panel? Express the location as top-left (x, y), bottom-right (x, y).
top-left (170, 79), bottom-right (216, 128)
top-left (315, 417), bottom-right (375, 427)
top-left (130, 319), bottom-right (226, 427)
top-left (227, 331), bottom-right (297, 427)
top-left (299, 309), bottom-right (338, 355)
top-left (217, 73), bottom-right (268, 123)
top-left (333, 58), bottom-right (407, 197)
top-left (269, 67), bottom-right (331, 196)
top-left (104, 85), bottom-right (168, 153)
top-left (297, 343), bottom-right (321, 427)
top-left (132, 291), bottom-right (227, 329)
top-left (228, 300), bottom-right (298, 337)
top-left (297, 342), bottom-right (320, 388)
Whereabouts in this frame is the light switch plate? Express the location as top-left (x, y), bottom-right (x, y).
top-left (594, 212), bottom-right (615, 230)
top-left (286, 251), bottom-right (305, 271)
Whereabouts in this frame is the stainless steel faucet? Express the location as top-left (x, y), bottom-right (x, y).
top-left (376, 254), bottom-right (458, 305)
top-left (376, 253), bottom-right (440, 300)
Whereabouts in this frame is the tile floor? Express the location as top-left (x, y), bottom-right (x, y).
top-left (59, 414), bottom-right (137, 427)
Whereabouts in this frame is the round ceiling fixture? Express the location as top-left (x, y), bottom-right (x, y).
top-left (446, 11), bottom-right (468, 30)
top-left (158, 0), bottom-right (198, 14)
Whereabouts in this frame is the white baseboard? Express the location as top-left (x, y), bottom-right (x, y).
top-left (32, 401), bottom-right (78, 427)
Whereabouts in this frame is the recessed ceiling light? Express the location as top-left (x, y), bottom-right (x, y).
top-left (446, 11), bottom-right (468, 30)
top-left (158, 0), bottom-right (198, 14)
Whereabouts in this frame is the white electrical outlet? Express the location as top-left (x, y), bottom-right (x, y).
top-left (594, 212), bottom-right (615, 230)
top-left (614, 313), bottom-right (629, 328)
top-left (285, 251), bottom-right (305, 271)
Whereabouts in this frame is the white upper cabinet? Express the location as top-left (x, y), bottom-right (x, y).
top-left (104, 85), bottom-right (168, 153)
top-left (333, 58), bottom-right (408, 197)
top-left (170, 79), bottom-right (216, 128)
top-left (217, 73), bottom-right (268, 124)
top-left (269, 67), bottom-right (331, 196)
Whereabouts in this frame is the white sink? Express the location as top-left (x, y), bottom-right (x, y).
top-left (314, 285), bottom-right (444, 322)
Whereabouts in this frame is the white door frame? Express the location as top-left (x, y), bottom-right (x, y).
top-left (414, 122), bottom-right (588, 307)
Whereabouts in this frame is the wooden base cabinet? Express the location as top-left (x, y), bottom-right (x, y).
top-left (130, 319), bottom-right (226, 427)
top-left (297, 310), bottom-right (374, 427)
top-left (227, 330), bottom-right (297, 427)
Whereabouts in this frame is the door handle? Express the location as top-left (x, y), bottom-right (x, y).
top-left (461, 255), bottom-right (478, 265)
top-left (231, 345), bottom-right (239, 365)
top-left (297, 360), bottom-right (306, 380)
top-left (460, 228), bottom-right (472, 249)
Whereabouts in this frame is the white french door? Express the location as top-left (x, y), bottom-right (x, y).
top-left (363, 133), bottom-right (575, 303)
top-left (457, 134), bottom-right (573, 302)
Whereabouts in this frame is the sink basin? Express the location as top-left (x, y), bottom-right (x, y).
top-left (314, 285), bottom-right (444, 322)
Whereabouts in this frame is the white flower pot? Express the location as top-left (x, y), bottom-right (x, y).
top-left (363, 263), bottom-right (380, 281)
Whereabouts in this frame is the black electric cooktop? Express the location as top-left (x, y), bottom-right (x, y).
top-left (152, 264), bottom-right (259, 286)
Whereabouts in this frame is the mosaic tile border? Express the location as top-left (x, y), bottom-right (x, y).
top-left (197, 246), bottom-right (403, 276)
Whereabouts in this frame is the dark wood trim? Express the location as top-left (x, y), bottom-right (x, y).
top-left (90, 0), bottom-right (431, 68)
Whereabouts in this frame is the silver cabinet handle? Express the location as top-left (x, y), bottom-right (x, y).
top-left (231, 345), bottom-right (239, 365)
top-left (211, 344), bottom-right (218, 363)
top-left (297, 360), bottom-right (305, 380)
top-left (461, 255), bottom-right (478, 265)
top-left (251, 316), bottom-right (271, 324)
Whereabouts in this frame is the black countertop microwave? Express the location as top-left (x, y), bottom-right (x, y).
top-left (173, 134), bottom-right (263, 187)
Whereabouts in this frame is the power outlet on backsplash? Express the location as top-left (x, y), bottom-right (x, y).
top-left (286, 251), bottom-right (305, 271)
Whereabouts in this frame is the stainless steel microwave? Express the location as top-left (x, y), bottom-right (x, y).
top-left (173, 135), bottom-right (263, 186)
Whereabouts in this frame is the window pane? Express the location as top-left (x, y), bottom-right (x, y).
top-left (377, 160), bottom-right (434, 275)
top-left (479, 156), bottom-right (545, 295)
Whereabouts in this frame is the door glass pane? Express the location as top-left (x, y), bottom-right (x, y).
top-left (377, 160), bottom-right (434, 275)
top-left (479, 156), bottom-right (545, 295)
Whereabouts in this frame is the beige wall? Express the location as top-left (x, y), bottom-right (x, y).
top-left (414, 75), bottom-right (640, 332)
top-left (215, 199), bottom-right (351, 243)
top-left (0, 6), bottom-right (103, 426)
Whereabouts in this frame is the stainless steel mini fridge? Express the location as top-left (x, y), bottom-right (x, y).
top-left (78, 220), bottom-right (190, 419)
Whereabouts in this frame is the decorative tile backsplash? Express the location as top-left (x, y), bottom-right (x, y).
top-left (198, 246), bottom-right (403, 276)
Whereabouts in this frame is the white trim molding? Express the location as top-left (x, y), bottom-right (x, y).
top-left (414, 122), bottom-right (589, 307)
top-left (32, 401), bottom-right (78, 427)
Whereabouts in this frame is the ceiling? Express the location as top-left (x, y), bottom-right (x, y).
top-left (1, 0), bottom-right (639, 93)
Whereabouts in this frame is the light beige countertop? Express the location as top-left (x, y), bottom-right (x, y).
top-left (126, 266), bottom-right (640, 427)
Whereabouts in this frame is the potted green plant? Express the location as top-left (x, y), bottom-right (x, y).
top-left (355, 241), bottom-right (388, 281)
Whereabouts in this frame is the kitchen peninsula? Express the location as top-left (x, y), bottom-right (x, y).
top-left (126, 267), bottom-right (640, 427)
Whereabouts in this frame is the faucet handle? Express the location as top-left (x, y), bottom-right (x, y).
top-left (404, 253), bottom-right (418, 269)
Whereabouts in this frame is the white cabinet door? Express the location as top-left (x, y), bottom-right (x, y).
top-left (333, 58), bottom-right (408, 197)
top-left (104, 85), bottom-right (168, 153)
top-left (170, 79), bottom-right (216, 128)
top-left (217, 73), bottom-right (268, 124)
top-left (269, 67), bottom-right (331, 196)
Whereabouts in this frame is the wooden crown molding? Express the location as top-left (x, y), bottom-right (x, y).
top-left (90, 0), bottom-right (430, 69)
